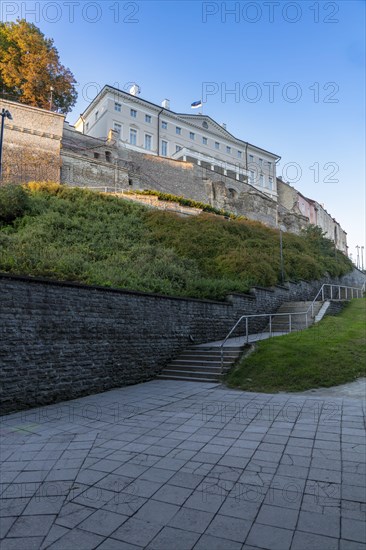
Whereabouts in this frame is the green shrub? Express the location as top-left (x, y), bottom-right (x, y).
top-left (0, 184), bottom-right (30, 224)
top-left (0, 184), bottom-right (353, 300)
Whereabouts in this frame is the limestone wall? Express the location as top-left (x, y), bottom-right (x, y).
top-left (0, 99), bottom-right (64, 183)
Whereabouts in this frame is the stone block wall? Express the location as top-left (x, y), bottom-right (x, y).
top-left (1, 269), bottom-right (363, 414)
top-left (0, 99), bottom-right (64, 183)
top-left (125, 149), bottom-right (278, 227)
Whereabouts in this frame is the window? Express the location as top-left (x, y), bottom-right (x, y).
top-left (202, 137), bottom-right (208, 145)
top-left (176, 145), bottom-right (182, 153)
top-left (161, 121), bottom-right (167, 129)
top-left (237, 150), bottom-right (242, 159)
top-left (259, 158), bottom-right (263, 168)
top-left (176, 126), bottom-right (182, 135)
top-left (105, 151), bottom-right (112, 162)
top-left (259, 174), bottom-right (264, 186)
top-left (130, 109), bottom-right (137, 118)
top-left (215, 142), bottom-right (220, 150)
top-left (144, 134), bottom-right (152, 151)
top-left (161, 140), bottom-right (168, 156)
top-left (129, 128), bottom-right (137, 145)
top-left (113, 122), bottom-right (122, 135)
top-left (249, 170), bottom-right (255, 184)
top-left (93, 152), bottom-right (100, 159)
top-left (249, 154), bottom-right (254, 163)
top-left (115, 102), bottom-right (122, 112)
top-left (268, 176), bottom-right (273, 189)
top-left (95, 111), bottom-right (99, 120)
top-left (268, 161), bottom-right (272, 170)
top-left (189, 132), bottom-right (195, 140)
top-left (85, 122), bottom-right (89, 131)
top-left (145, 114), bottom-right (152, 123)
top-left (226, 146), bottom-right (231, 154)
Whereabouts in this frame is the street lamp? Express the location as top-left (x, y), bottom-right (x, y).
top-left (0, 108), bottom-right (13, 180)
top-left (50, 86), bottom-right (54, 111)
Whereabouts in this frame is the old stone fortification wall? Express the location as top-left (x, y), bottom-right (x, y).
top-left (60, 124), bottom-right (129, 190)
top-left (1, 269), bottom-right (364, 414)
top-left (125, 149), bottom-right (279, 228)
top-left (0, 99), bottom-right (64, 183)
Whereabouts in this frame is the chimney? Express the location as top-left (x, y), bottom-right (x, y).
top-left (107, 129), bottom-right (118, 145)
top-left (162, 99), bottom-right (170, 110)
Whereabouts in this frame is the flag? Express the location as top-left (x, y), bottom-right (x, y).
top-left (191, 100), bottom-right (202, 109)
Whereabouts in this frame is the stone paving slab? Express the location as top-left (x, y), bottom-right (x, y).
top-left (1, 380), bottom-right (365, 549)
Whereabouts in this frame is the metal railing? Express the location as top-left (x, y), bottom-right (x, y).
top-left (220, 283), bottom-right (364, 373)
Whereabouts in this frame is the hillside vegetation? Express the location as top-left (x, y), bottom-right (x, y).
top-left (0, 183), bottom-right (353, 300)
top-left (226, 298), bottom-right (366, 392)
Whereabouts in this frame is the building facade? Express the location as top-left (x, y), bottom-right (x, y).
top-left (277, 178), bottom-right (348, 254)
top-left (74, 85), bottom-right (280, 200)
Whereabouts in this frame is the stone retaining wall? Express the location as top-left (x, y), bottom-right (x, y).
top-left (0, 269), bottom-right (364, 414)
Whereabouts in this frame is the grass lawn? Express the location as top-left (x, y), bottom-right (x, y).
top-left (225, 298), bottom-right (366, 393)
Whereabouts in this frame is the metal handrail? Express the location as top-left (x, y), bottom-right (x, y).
top-left (220, 283), bottom-right (364, 373)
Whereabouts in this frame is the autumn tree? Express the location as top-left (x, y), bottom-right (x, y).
top-left (0, 19), bottom-right (77, 114)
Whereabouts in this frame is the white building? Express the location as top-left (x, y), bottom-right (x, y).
top-left (75, 85), bottom-right (280, 199)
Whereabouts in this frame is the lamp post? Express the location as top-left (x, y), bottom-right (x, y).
top-left (361, 246), bottom-right (365, 271)
top-left (356, 245), bottom-right (360, 269)
top-left (50, 86), bottom-right (54, 111)
top-left (0, 108), bottom-right (13, 181)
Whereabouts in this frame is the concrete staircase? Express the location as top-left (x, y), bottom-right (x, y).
top-left (268, 301), bottom-right (323, 332)
top-left (158, 345), bottom-right (244, 382)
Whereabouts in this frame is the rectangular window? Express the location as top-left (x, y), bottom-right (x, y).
top-left (95, 111), bottom-right (99, 120)
top-left (226, 146), bottom-right (231, 154)
top-left (144, 134), bottom-right (152, 151)
top-left (189, 132), bottom-right (195, 140)
top-left (202, 137), bottom-right (207, 145)
top-left (176, 126), bottom-right (182, 135)
top-left (113, 122), bottom-right (122, 135)
top-left (161, 140), bottom-right (168, 156)
top-left (130, 109), bottom-right (137, 118)
top-left (249, 170), bottom-right (255, 184)
top-left (249, 154), bottom-right (254, 163)
top-left (268, 176), bottom-right (273, 189)
top-left (145, 114), bottom-right (152, 123)
top-left (268, 161), bottom-right (272, 170)
top-left (129, 128), bottom-right (137, 145)
top-left (85, 122), bottom-right (89, 131)
top-left (215, 142), bottom-right (220, 150)
top-left (259, 174), bottom-right (264, 186)
top-left (176, 145), bottom-right (182, 153)
top-left (259, 158), bottom-right (263, 167)
top-left (115, 102), bottom-right (122, 112)
top-left (161, 121), bottom-right (168, 129)
top-left (237, 150), bottom-right (242, 159)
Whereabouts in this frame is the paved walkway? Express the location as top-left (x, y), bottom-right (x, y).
top-left (1, 380), bottom-right (365, 550)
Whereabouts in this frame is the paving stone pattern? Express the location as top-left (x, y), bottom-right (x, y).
top-left (0, 380), bottom-right (365, 549)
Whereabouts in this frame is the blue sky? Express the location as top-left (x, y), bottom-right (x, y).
top-left (3, 0), bottom-right (365, 262)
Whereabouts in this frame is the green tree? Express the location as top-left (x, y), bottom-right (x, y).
top-left (0, 19), bottom-right (77, 114)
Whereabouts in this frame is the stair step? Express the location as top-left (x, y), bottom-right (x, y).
top-left (164, 365), bottom-right (230, 373)
top-left (190, 346), bottom-right (244, 354)
top-left (178, 353), bottom-right (240, 360)
top-left (158, 375), bottom-right (219, 383)
top-left (169, 359), bottom-right (233, 366)
top-left (159, 369), bottom-right (222, 380)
